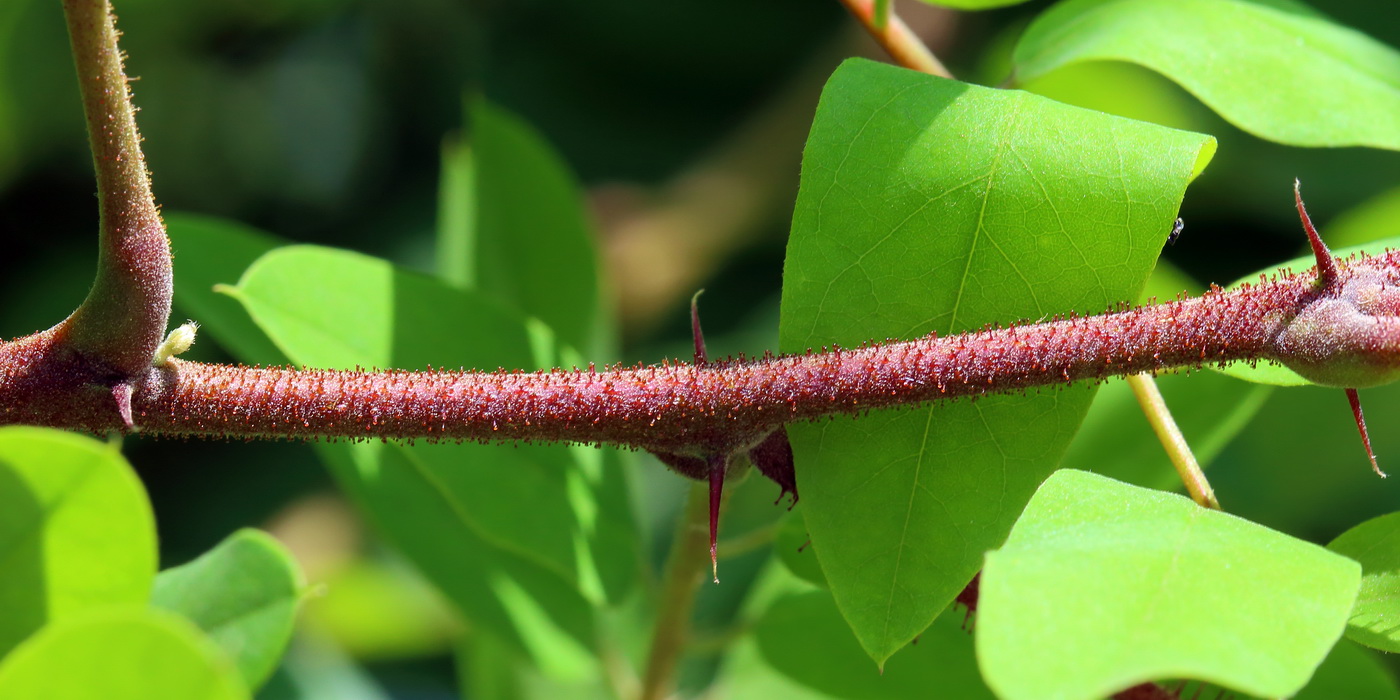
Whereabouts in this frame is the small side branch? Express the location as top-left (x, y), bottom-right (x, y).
top-left (59, 0), bottom-right (172, 376)
top-left (1125, 374), bottom-right (1220, 509)
top-left (837, 0), bottom-right (952, 79)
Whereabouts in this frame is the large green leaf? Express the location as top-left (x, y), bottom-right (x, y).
top-left (777, 58), bottom-right (1213, 664)
top-left (1328, 511), bottom-right (1400, 653)
top-left (753, 589), bottom-right (994, 699)
top-left (0, 609), bottom-right (248, 700)
top-left (224, 245), bottom-right (638, 674)
top-left (0, 427), bottom-right (156, 657)
top-left (151, 529), bottom-right (306, 691)
top-left (1013, 0), bottom-right (1400, 149)
top-left (438, 97), bottom-right (608, 357)
top-left (979, 469), bottom-right (1360, 700)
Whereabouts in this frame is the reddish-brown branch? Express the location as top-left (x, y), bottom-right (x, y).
top-left (8, 251), bottom-right (1399, 458)
top-left (58, 0), bottom-right (171, 377)
top-left (838, 0), bottom-right (951, 79)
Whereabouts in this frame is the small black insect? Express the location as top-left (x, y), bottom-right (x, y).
top-left (1167, 217), bottom-right (1185, 245)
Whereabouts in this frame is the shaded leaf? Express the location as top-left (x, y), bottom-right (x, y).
top-left (0, 609), bottom-right (248, 699)
top-left (151, 528), bottom-right (305, 690)
top-left (1293, 639), bottom-right (1400, 700)
top-left (166, 213), bottom-right (287, 365)
top-left (0, 427), bottom-right (155, 656)
top-left (226, 245), bottom-right (639, 674)
top-left (438, 97), bottom-right (608, 357)
top-left (1328, 511), bottom-right (1400, 653)
top-left (979, 469), bottom-right (1360, 700)
top-left (753, 589), bottom-right (994, 699)
top-left (778, 58), bottom-right (1213, 664)
top-left (1014, 0), bottom-right (1400, 149)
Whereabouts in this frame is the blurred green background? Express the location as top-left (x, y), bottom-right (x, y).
top-left (5, 0), bottom-right (1400, 696)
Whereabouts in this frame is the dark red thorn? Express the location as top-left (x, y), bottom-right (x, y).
top-left (1295, 179), bottom-right (1341, 290)
top-left (1346, 388), bottom-right (1387, 478)
top-left (747, 426), bottom-right (798, 505)
top-left (708, 453), bottom-right (726, 584)
top-left (691, 289), bottom-right (708, 366)
top-left (112, 382), bottom-right (134, 430)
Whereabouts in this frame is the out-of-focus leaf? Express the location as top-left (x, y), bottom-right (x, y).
top-left (1293, 639), bottom-right (1400, 700)
top-left (778, 58), bottom-right (1213, 664)
top-left (979, 469), bottom-right (1360, 700)
top-left (753, 590), bottom-right (994, 699)
top-left (438, 97), bottom-right (608, 357)
top-left (1014, 0), bottom-right (1400, 149)
top-left (152, 528), bottom-right (305, 690)
top-left (0, 609), bottom-right (248, 700)
top-left (1328, 511), bottom-right (1400, 653)
top-left (0, 427), bottom-right (156, 657)
top-left (225, 245), bottom-right (640, 676)
top-left (301, 558), bottom-right (457, 661)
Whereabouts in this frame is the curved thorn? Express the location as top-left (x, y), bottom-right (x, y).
top-left (1295, 179), bottom-right (1341, 289)
top-left (1346, 388), bottom-right (1386, 478)
top-left (691, 289), bottom-right (708, 366)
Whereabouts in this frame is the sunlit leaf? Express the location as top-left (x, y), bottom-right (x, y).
top-left (778, 58), bottom-right (1214, 664)
top-left (979, 469), bottom-right (1360, 700)
top-left (0, 427), bottom-right (155, 657)
top-left (0, 609), bottom-right (248, 700)
top-left (1014, 0), bottom-right (1400, 149)
top-left (152, 529), bottom-right (306, 690)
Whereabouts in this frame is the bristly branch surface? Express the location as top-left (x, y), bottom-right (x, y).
top-left (57, 0), bottom-right (172, 377)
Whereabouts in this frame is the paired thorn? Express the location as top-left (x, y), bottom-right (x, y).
top-left (1294, 179), bottom-right (1341, 290)
top-left (708, 453), bottom-right (725, 584)
top-left (111, 382), bottom-right (134, 431)
top-left (691, 290), bottom-right (708, 366)
top-left (1346, 388), bottom-right (1386, 478)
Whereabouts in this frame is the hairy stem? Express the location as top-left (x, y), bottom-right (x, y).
top-left (5, 253), bottom-right (1391, 454)
top-left (59, 0), bottom-right (172, 376)
top-left (1126, 374), bottom-right (1219, 509)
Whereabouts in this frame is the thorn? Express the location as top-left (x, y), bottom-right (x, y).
top-left (748, 426), bottom-right (798, 505)
top-left (112, 382), bottom-right (134, 430)
top-left (691, 289), bottom-right (708, 366)
top-left (1346, 388), bottom-right (1387, 477)
top-left (708, 453), bottom-right (725, 584)
top-left (1295, 179), bottom-right (1341, 289)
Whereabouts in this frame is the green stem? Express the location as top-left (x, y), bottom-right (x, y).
top-left (59, 0), bottom-right (171, 376)
top-left (639, 484), bottom-right (712, 700)
top-left (1125, 373), bottom-right (1220, 509)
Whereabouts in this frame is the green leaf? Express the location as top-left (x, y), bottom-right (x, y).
top-left (151, 529), bottom-right (305, 690)
top-left (1013, 0), bottom-right (1400, 149)
top-left (0, 427), bottom-right (156, 657)
top-left (225, 245), bottom-right (639, 674)
top-left (1328, 511), bottom-right (1400, 653)
top-left (778, 58), bottom-right (1214, 664)
top-left (0, 609), bottom-right (248, 699)
top-left (1293, 639), bottom-right (1400, 700)
top-left (1217, 234), bottom-right (1400, 386)
top-left (979, 469), bottom-right (1360, 700)
top-left (438, 97), bottom-right (608, 357)
top-left (774, 505), bottom-right (826, 588)
top-left (165, 213), bottom-right (287, 365)
top-left (1325, 184), bottom-right (1400, 249)
top-left (753, 590), bottom-right (994, 699)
